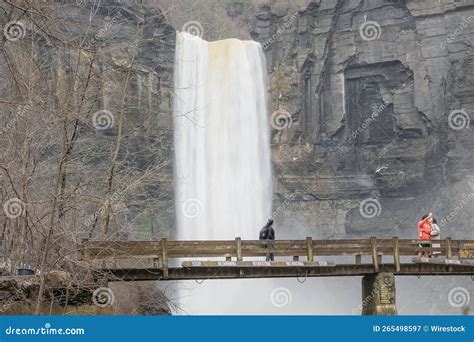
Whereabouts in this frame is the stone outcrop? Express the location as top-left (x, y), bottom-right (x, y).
top-left (0, 275), bottom-right (170, 315)
top-left (250, 0), bottom-right (474, 240)
top-left (248, 1), bottom-right (473, 314)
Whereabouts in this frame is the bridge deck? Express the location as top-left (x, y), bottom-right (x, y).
top-left (80, 237), bottom-right (474, 281)
top-left (98, 263), bottom-right (474, 281)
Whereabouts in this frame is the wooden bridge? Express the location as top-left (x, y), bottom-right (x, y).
top-left (81, 236), bottom-right (474, 280)
top-left (81, 237), bottom-right (474, 315)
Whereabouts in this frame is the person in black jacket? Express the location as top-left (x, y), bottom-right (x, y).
top-left (259, 218), bottom-right (275, 261)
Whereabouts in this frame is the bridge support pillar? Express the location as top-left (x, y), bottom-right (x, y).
top-left (361, 272), bottom-right (397, 315)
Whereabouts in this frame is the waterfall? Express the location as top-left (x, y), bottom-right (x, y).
top-left (171, 32), bottom-right (365, 315)
top-left (173, 32), bottom-right (273, 241)
top-left (171, 32), bottom-right (273, 313)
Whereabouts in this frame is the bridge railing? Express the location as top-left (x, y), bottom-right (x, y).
top-left (79, 237), bottom-right (472, 274)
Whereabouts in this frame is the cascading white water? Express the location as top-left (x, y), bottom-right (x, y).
top-left (172, 32), bottom-right (273, 313)
top-left (173, 32), bottom-right (273, 241)
top-left (170, 32), bottom-right (368, 315)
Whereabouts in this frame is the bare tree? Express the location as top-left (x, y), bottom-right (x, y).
top-left (1, 0), bottom-right (175, 314)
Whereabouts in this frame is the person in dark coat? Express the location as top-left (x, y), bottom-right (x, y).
top-left (259, 218), bottom-right (275, 261)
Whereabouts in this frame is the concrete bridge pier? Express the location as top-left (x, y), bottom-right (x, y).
top-left (362, 272), bottom-right (397, 315)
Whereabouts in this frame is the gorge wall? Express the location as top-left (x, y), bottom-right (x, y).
top-left (250, 0), bottom-right (474, 241)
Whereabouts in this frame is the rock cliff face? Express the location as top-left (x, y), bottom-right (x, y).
top-left (250, 0), bottom-right (474, 240)
top-left (248, 1), bottom-right (473, 314)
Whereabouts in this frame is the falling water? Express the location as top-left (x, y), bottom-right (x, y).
top-left (171, 32), bottom-right (273, 313)
top-left (173, 32), bottom-right (273, 241)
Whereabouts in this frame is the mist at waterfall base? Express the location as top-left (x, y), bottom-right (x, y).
top-left (167, 32), bottom-right (464, 315)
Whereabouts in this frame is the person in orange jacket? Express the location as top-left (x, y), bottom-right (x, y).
top-left (418, 213), bottom-right (432, 257)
